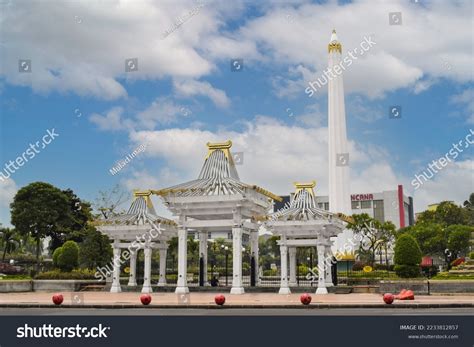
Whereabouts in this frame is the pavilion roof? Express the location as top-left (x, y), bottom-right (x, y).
top-left (267, 181), bottom-right (337, 222)
top-left (93, 190), bottom-right (176, 227)
top-left (153, 140), bottom-right (282, 202)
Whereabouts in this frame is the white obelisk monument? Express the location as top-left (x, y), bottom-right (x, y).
top-left (327, 30), bottom-right (353, 253)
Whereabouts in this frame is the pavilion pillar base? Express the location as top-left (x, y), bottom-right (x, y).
top-left (127, 282), bottom-right (137, 287)
top-left (289, 281), bottom-right (297, 287)
top-left (175, 286), bottom-right (189, 294)
top-left (110, 285), bottom-right (121, 293)
top-left (315, 287), bottom-right (328, 295)
top-left (230, 287), bottom-right (245, 295)
top-left (325, 282), bottom-right (334, 287)
top-left (141, 285), bottom-right (153, 294)
top-left (278, 287), bottom-right (291, 295)
top-left (156, 282), bottom-right (166, 287)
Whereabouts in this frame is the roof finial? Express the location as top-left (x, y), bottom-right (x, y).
top-left (294, 181), bottom-right (316, 196)
top-left (328, 29), bottom-right (342, 53)
top-left (205, 140), bottom-right (233, 160)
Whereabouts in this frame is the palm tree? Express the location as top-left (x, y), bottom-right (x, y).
top-left (0, 228), bottom-right (20, 261)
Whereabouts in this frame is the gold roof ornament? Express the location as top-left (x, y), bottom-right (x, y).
top-left (133, 189), bottom-right (154, 208)
top-left (205, 140), bottom-right (233, 160)
top-left (328, 29), bottom-right (342, 54)
top-left (294, 180), bottom-right (316, 196)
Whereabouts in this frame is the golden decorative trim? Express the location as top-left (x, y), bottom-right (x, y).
top-left (336, 212), bottom-right (354, 225)
top-left (328, 42), bottom-right (342, 54)
top-left (294, 180), bottom-right (316, 196)
top-left (250, 185), bottom-right (283, 202)
top-left (205, 140), bottom-right (233, 160)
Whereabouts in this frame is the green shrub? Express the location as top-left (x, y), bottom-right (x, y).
top-left (57, 241), bottom-right (79, 272)
top-left (469, 252), bottom-right (474, 259)
top-left (35, 268), bottom-right (96, 280)
top-left (394, 264), bottom-right (421, 278)
top-left (52, 247), bottom-right (62, 268)
top-left (394, 234), bottom-right (422, 266)
top-left (393, 234), bottom-right (422, 278)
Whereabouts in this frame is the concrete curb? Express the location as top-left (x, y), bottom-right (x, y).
top-left (0, 303), bottom-right (472, 309)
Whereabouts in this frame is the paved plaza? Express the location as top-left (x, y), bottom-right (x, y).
top-left (0, 292), bottom-right (472, 308)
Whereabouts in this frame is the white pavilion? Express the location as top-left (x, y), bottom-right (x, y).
top-left (264, 181), bottom-right (345, 294)
top-left (152, 140), bottom-right (282, 294)
top-left (96, 190), bottom-right (177, 293)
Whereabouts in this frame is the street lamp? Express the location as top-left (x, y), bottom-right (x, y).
top-left (221, 245), bottom-right (229, 286)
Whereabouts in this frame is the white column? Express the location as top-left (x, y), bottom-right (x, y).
top-left (250, 231), bottom-right (260, 285)
top-left (199, 231), bottom-right (208, 286)
top-left (127, 249), bottom-right (138, 287)
top-left (325, 245), bottom-right (334, 287)
top-left (289, 247), bottom-right (297, 287)
top-left (110, 241), bottom-right (122, 293)
top-left (315, 243), bottom-right (328, 294)
top-left (142, 245), bottom-right (153, 293)
top-left (157, 247), bottom-right (167, 286)
top-left (230, 227), bottom-right (244, 294)
top-left (175, 216), bottom-right (189, 294)
top-left (279, 244), bottom-right (291, 294)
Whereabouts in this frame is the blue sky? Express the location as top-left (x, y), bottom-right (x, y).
top-left (0, 0), bottom-right (473, 225)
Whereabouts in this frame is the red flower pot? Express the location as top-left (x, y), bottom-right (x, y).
top-left (140, 294), bottom-right (152, 305)
top-left (214, 294), bottom-right (226, 306)
top-left (300, 293), bottom-right (312, 305)
top-left (52, 293), bottom-right (64, 305)
top-left (383, 293), bottom-right (394, 304)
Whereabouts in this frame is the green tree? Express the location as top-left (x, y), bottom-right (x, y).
top-left (401, 223), bottom-right (444, 255)
top-left (348, 213), bottom-right (390, 266)
top-left (394, 234), bottom-right (422, 278)
top-left (416, 201), bottom-right (469, 226)
top-left (78, 226), bottom-right (112, 269)
top-left (446, 225), bottom-right (472, 258)
top-left (10, 182), bottom-right (71, 272)
top-left (0, 227), bottom-right (20, 261)
top-left (57, 240), bottom-right (79, 272)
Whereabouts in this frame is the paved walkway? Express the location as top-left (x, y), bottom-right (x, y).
top-left (0, 292), bottom-right (473, 308)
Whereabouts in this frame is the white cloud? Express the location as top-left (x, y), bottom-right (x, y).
top-left (451, 88), bottom-right (474, 124)
top-left (127, 116), bottom-right (404, 198)
top-left (89, 107), bottom-right (130, 131)
top-left (173, 79), bottom-right (230, 108)
top-left (412, 160), bottom-right (474, 212)
top-left (234, 1), bottom-right (472, 98)
top-left (0, 177), bottom-right (17, 227)
top-left (1, 1), bottom-right (471, 101)
top-left (90, 98), bottom-right (192, 132)
top-left (0, 177), bottom-right (17, 208)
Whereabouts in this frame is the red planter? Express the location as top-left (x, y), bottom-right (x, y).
top-left (52, 293), bottom-right (64, 305)
top-left (300, 293), bottom-right (312, 305)
top-left (140, 294), bottom-right (152, 305)
top-left (383, 293), bottom-right (394, 304)
top-left (214, 294), bottom-right (226, 306)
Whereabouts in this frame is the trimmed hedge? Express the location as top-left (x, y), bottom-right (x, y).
top-left (35, 269), bottom-right (96, 280)
top-left (394, 234), bottom-right (422, 278)
top-left (394, 264), bottom-right (421, 278)
top-left (57, 241), bottom-right (79, 272)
